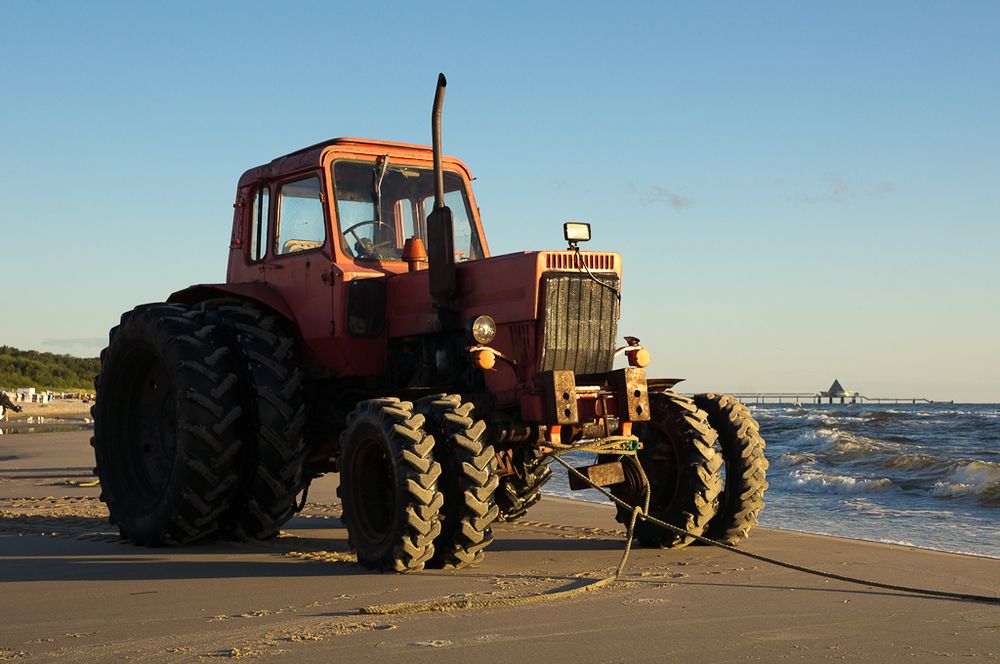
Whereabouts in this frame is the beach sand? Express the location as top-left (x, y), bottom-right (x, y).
top-left (1, 398), bottom-right (93, 423)
top-left (1, 430), bottom-right (997, 662)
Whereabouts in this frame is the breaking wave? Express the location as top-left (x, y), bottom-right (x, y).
top-left (780, 469), bottom-right (892, 494)
top-left (930, 461), bottom-right (1000, 505)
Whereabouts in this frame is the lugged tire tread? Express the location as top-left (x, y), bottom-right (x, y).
top-left (338, 398), bottom-right (444, 572)
top-left (611, 390), bottom-right (723, 549)
top-left (693, 392), bottom-right (768, 545)
top-left (494, 448), bottom-right (552, 522)
top-left (92, 303), bottom-right (244, 546)
top-left (416, 395), bottom-right (499, 569)
top-left (199, 299), bottom-right (309, 541)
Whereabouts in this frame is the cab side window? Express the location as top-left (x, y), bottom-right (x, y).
top-left (249, 185), bottom-right (269, 262)
top-left (275, 176), bottom-right (325, 255)
top-left (422, 189), bottom-right (482, 262)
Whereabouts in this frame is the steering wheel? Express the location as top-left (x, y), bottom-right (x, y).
top-left (342, 220), bottom-right (396, 259)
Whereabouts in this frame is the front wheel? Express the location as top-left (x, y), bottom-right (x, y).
top-left (693, 393), bottom-right (767, 545)
top-left (605, 391), bottom-right (722, 548)
top-left (494, 448), bottom-right (552, 522)
top-left (337, 398), bottom-right (444, 572)
top-left (416, 394), bottom-right (499, 569)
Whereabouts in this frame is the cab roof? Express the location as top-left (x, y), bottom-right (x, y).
top-left (236, 137), bottom-right (474, 188)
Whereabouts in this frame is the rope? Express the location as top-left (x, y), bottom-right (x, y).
top-left (360, 442), bottom-right (1000, 615)
top-left (294, 481), bottom-right (311, 513)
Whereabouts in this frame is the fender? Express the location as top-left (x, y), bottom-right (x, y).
top-left (168, 283), bottom-right (295, 322)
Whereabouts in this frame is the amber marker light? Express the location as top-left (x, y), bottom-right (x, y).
top-left (402, 237), bottom-right (428, 272)
top-left (473, 348), bottom-right (497, 370)
top-left (627, 347), bottom-right (651, 368)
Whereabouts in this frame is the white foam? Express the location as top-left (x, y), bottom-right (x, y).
top-left (931, 460), bottom-right (1000, 502)
top-left (772, 452), bottom-right (812, 469)
top-left (782, 469), bottom-right (892, 494)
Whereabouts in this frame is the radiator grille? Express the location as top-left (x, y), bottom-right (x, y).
top-left (539, 273), bottom-right (619, 375)
top-left (508, 321), bottom-right (534, 368)
top-left (544, 252), bottom-right (616, 271)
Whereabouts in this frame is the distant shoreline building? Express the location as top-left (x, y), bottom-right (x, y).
top-left (818, 379), bottom-right (859, 404)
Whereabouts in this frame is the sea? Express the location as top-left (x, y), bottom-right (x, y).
top-left (545, 403), bottom-right (1000, 559)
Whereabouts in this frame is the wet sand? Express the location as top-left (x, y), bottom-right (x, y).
top-left (2, 399), bottom-right (93, 422)
top-left (1, 430), bottom-right (998, 662)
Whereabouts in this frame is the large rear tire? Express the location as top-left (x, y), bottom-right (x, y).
top-left (693, 392), bottom-right (767, 544)
top-left (338, 398), bottom-right (444, 572)
top-left (607, 391), bottom-right (722, 548)
top-left (92, 304), bottom-right (244, 545)
top-left (416, 395), bottom-right (499, 569)
top-left (201, 299), bottom-right (308, 541)
top-left (494, 448), bottom-right (552, 522)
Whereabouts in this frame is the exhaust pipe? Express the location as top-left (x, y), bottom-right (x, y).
top-left (427, 73), bottom-right (457, 327)
top-left (432, 74), bottom-right (446, 210)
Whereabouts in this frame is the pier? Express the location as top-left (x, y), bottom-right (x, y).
top-left (729, 380), bottom-right (951, 405)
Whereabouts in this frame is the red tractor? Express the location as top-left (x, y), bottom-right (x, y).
top-left (92, 75), bottom-right (766, 572)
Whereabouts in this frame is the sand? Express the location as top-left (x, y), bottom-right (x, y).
top-left (1, 430), bottom-right (998, 662)
top-left (1, 399), bottom-right (93, 423)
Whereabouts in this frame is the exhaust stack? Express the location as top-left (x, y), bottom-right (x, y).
top-left (426, 73), bottom-right (457, 326)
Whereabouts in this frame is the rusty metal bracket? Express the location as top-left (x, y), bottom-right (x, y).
top-left (568, 461), bottom-right (626, 490)
top-left (537, 370), bottom-right (579, 425)
top-left (609, 367), bottom-right (650, 422)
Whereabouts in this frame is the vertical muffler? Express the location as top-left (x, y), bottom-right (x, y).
top-left (426, 73), bottom-right (458, 328)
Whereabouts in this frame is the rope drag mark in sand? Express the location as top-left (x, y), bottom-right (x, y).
top-left (511, 519), bottom-right (624, 540)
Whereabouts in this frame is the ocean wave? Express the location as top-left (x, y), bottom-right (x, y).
top-left (841, 498), bottom-right (953, 519)
top-left (881, 452), bottom-right (943, 471)
top-left (771, 452), bottom-right (813, 469)
top-left (930, 460), bottom-right (1000, 505)
top-left (822, 430), bottom-right (903, 460)
top-left (781, 469), bottom-right (892, 494)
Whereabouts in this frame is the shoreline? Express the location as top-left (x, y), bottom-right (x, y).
top-left (542, 493), bottom-right (1000, 562)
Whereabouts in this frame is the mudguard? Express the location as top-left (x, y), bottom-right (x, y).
top-left (168, 283), bottom-right (295, 322)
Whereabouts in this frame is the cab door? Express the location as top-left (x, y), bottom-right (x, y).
top-left (264, 173), bottom-right (338, 361)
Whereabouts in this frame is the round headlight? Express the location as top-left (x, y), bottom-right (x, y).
top-left (470, 315), bottom-right (497, 344)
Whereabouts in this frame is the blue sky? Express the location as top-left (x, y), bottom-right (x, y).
top-left (1, 1), bottom-right (998, 401)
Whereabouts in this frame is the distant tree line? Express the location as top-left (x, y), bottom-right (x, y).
top-left (0, 346), bottom-right (99, 391)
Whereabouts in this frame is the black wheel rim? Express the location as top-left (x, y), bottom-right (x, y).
top-left (347, 431), bottom-right (396, 551)
top-left (114, 348), bottom-right (178, 507)
top-left (634, 427), bottom-right (679, 513)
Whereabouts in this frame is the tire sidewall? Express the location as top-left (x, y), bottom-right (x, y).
top-left (95, 318), bottom-right (183, 535)
top-left (339, 416), bottom-right (404, 564)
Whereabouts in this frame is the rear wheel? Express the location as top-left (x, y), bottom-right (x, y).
top-left (606, 391), bottom-right (722, 548)
top-left (91, 304), bottom-right (244, 545)
top-left (416, 395), bottom-right (499, 569)
top-left (338, 398), bottom-right (444, 572)
top-left (200, 299), bottom-right (308, 541)
top-left (494, 448), bottom-right (552, 522)
top-left (694, 392), bottom-right (767, 544)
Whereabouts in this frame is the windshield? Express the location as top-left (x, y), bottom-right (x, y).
top-left (332, 160), bottom-right (484, 262)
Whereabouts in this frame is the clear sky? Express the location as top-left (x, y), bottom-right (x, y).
top-left (1, 1), bottom-right (998, 401)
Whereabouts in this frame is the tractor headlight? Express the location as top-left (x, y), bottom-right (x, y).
top-left (470, 315), bottom-right (497, 344)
